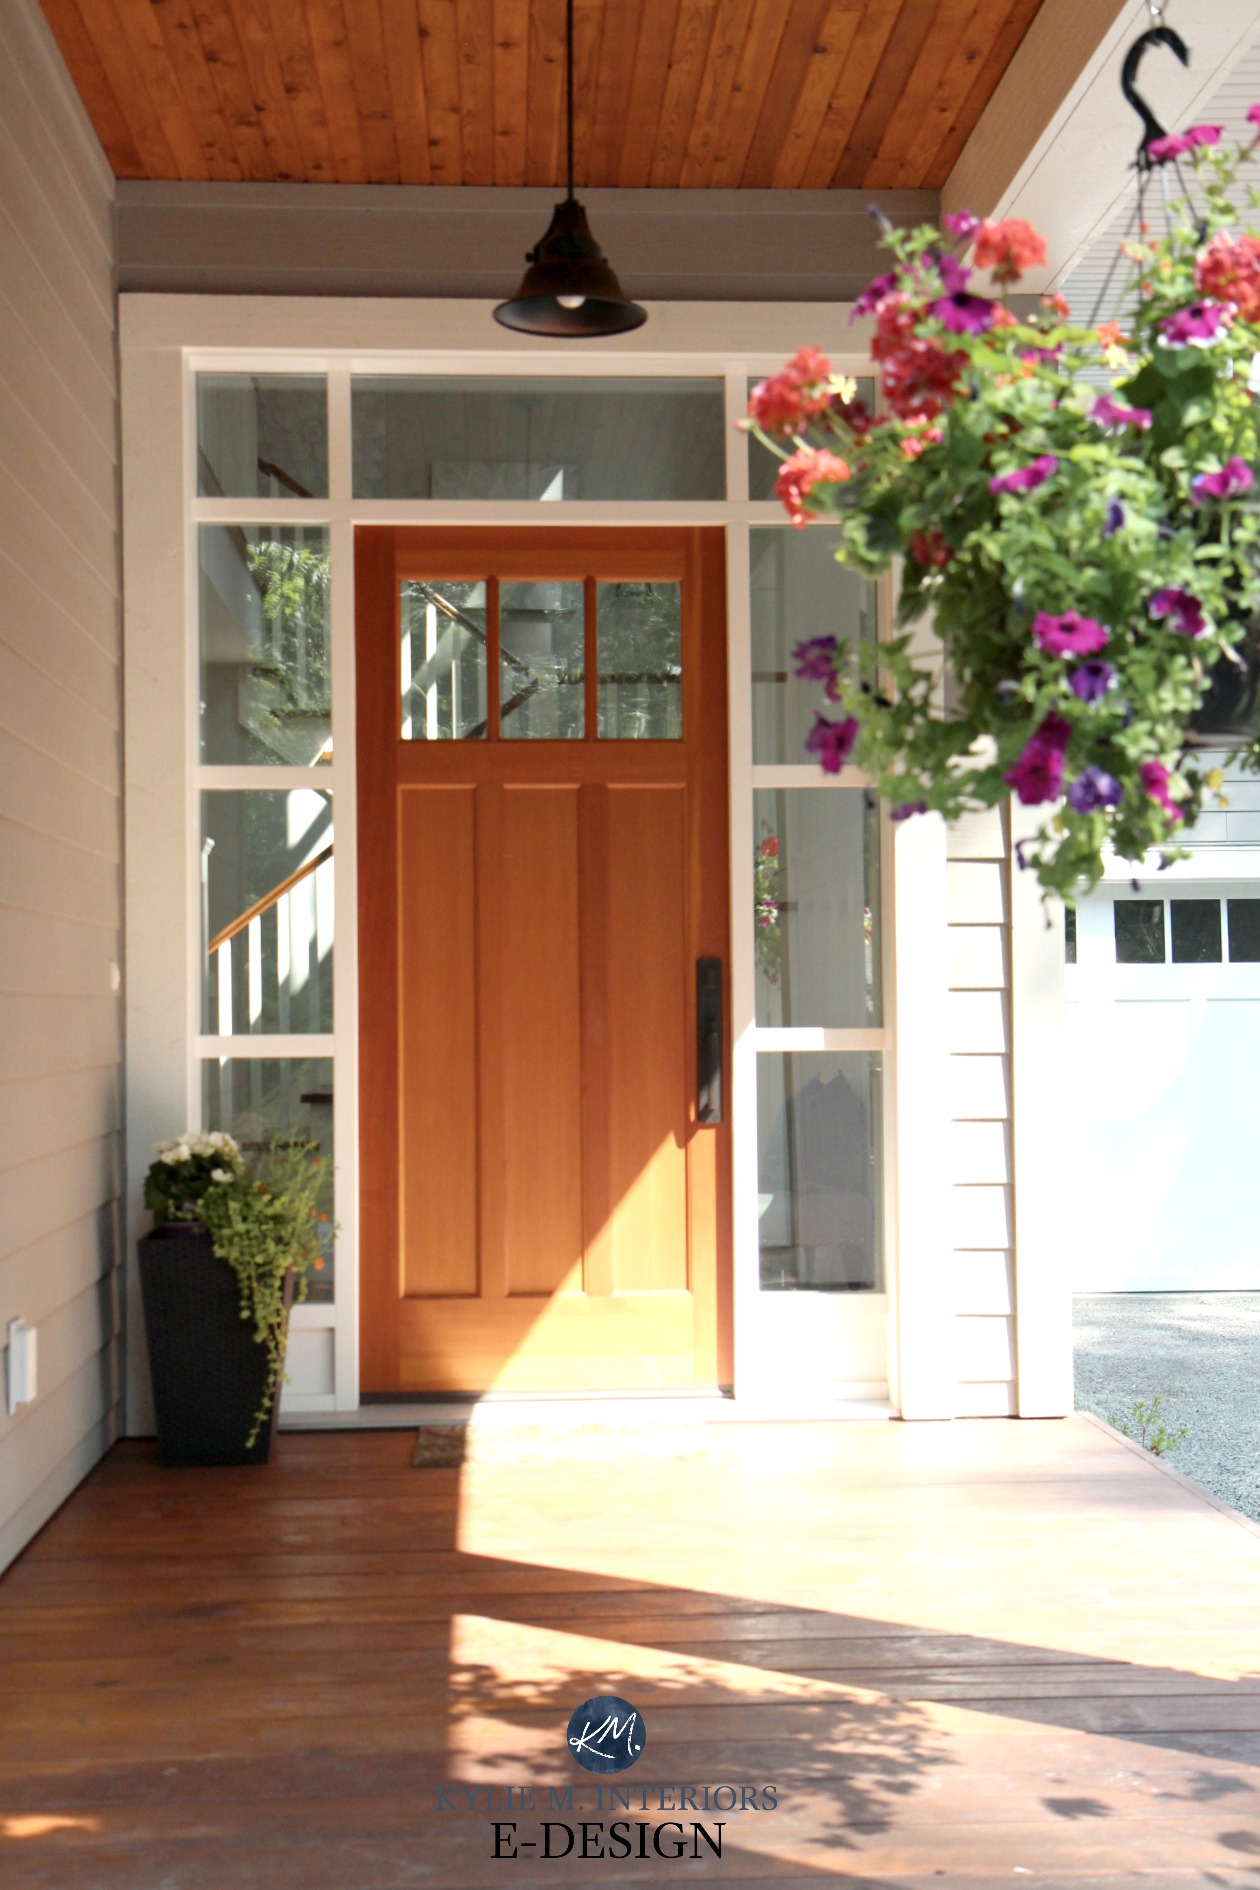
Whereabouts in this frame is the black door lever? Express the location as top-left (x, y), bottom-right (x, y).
top-left (696, 958), bottom-right (723, 1125)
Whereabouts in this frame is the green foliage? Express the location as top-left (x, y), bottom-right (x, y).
top-left (146, 1133), bottom-right (332, 1449)
top-left (753, 827), bottom-right (782, 984)
top-left (1108, 1395), bottom-right (1188, 1458)
top-left (746, 131), bottom-right (1260, 899)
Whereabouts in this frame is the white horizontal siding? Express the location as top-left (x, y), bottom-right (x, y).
top-left (0, 0), bottom-right (120, 1574)
top-left (946, 821), bottom-right (1018, 1416)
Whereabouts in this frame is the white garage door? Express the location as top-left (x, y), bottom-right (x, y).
top-left (1067, 883), bottom-right (1260, 1291)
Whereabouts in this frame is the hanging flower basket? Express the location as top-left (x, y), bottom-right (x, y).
top-left (745, 116), bottom-right (1260, 899)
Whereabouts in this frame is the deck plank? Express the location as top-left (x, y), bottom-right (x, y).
top-left (1, 1417), bottom-right (1259, 1884)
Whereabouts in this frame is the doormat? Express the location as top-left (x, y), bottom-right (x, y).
top-left (411, 1426), bottom-right (469, 1468)
top-left (412, 1423), bottom-right (710, 1468)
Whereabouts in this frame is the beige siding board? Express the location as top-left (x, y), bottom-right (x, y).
top-left (0, 1408), bottom-right (115, 1580)
top-left (954, 1312), bottom-right (1016, 1382)
top-left (0, 740), bottom-right (121, 859)
top-left (947, 1052), bottom-right (1010, 1119)
top-left (0, 903), bottom-right (116, 998)
top-left (0, 459), bottom-right (118, 626)
top-left (948, 923), bottom-right (1007, 989)
top-left (948, 1119), bottom-right (1010, 1186)
top-left (953, 1249), bottom-right (1014, 1316)
top-left (0, 0), bottom-right (120, 1576)
top-left (0, 1136), bottom-right (119, 1266)
top-left (0, 113), bottom-right (111, 334)
top-left (0, 28), bottom-right (113, 275)
top-left (0, 1209), bottom-right (116, 1331)
top-left (955, 1378), bottom-right (1017, 1417)
top-left (946, 806), bottom-right (1006, 860)
top-left (0, 215), bottom-right (117, 450)
top-left (0, 990), bottom-right (119, 1085)
top-left (0, 819), bottom-right (120, 927)
top-left (0, 322), bottom-right (117, 509)
top-left (950, 1183), bottom-right (1012, 1248)
top-left (946, 989), bottom-right (1007, 1054)
top-left (0, 1365), bottom-right (118, 1564)
top-left (0, 648), bottom-right (119, 793)
top-left (947, 860), bottom-right (1008, 923)
top-left (0, 1269), bottom-right (119, 1449)
top-left (0, 376), bottom-right (117, 575)
top-left (0, 554), bottom-right (119, 714)
top-left (0, 1071), bottom-right (120, 1173)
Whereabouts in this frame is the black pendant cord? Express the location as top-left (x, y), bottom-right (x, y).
top-left (566, 0), bottom-right (575, 201)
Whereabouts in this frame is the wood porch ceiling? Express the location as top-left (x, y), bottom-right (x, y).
top-left (39, 0), bottom-right (1044, 190)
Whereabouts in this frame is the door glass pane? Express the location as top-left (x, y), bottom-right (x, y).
top-left (1170, 899), bottom-right (1222, 963)
top-left (197, 374), bottom-right (328, 499)
top-left (597, 581), bottom-right (682, 739)
top-left (747, 376), bottom-right (875, 500)
top-left (750, 527), bottom-right (877, 764)
top-left (500, 581), bottom-right (584, 740)
top-left (1228, 899), bottom-right (1260, 961)
top-left (401, 581), bottom-right (488, 740)
top-left (1114, 900), bottom-right (1165, 964)
top-left (199, 526), bottom-right (331, 765)
top-left (352, 377), bottom-right (726, 500)
top-left (203, 790), bottom-right (333, 1034)
top-left (201, 1058), bottom-right (335, 1300)
top-left (757, 1052), bottom-right (883, 1292)
top-left (754, 788), bottom-right (880, 1026)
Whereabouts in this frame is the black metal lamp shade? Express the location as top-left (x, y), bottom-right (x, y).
top-left (494, 197), bottom-right (647, 338)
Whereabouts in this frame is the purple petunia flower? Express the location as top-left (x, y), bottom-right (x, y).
top-left (1147, 133), bottom-right (1190, 164)
top-left (1066, 765), bottom-right (1124, 813)
top-left (1091, 395), bottom-right (1152, 431)
top-left (1192, 457), bottom-right (1255, 502)
top-left (1068, 660), bottom-right (1116, 702)
top-left (805, 713), bottom-right (860, 774)
top-left (850, 271), bottom-right (897, 320)
top-left (1149, 587), bottom-right (1208, 637)
top-left (931, 291), bottom-right (997, 334)
top-left (793, 635), bottom-right (840, 680)
top-left (1032, 610), bottom-right (1110, 657)
top-left (890, 801), bottom-right (929, 822)
top-left (943, 210), bottom-right (981, 241)
top-left (990, 454), bottom-right (1059, 496)
top-left (1103, 499), bottom-right (1127, 537)
top-left (1139, 758), bottom-right (1184, 823)
top-left (1249, 103), bottom-right (1260, 132)
top-left (1160, 301), bottom-right (1231, 345)
top-left (1186, 124), bottom-right (1223, 148)
top-left (1003, 712), bottom-right (1072, 806)
top-left (937, 254), bottom-right (971, 294)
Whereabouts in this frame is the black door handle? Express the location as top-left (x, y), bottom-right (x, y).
top-left (696, 958), bottom-right (723, 1125)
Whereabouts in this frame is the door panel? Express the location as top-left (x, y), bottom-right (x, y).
top-left (357, 527), bottom-right (730, 1393)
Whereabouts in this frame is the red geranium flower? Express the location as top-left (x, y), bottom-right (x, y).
top-left (760, 836), bottom-right (779, 859)
top-left (973, 218), bottom-right (1048, 284)
top-left (1194, 231), bottom-right (1260, 322)
top-left (747, 346), bottom-right (834, 436)
top-left (774, 447), bottom-right (852, 526)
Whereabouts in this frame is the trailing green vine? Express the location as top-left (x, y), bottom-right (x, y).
top-left (146, 1132), bottom-right (331, 1447)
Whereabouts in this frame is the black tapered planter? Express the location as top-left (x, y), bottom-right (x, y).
top-left (138, 1227), bottom-right (294, 1466)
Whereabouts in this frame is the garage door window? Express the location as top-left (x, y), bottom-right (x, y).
top-left (1114, 900), bottom-right (1165, 963)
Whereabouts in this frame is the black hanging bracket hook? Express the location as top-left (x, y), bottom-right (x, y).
top-left (1121, 24), bottom-right (1191, 169)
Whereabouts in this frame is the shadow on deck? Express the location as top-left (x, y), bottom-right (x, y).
top-left (1, 1414), bottom-right (1259, 1886)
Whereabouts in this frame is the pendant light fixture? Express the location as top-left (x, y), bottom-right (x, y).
top-left (494, 0), bottom-right (647, 337)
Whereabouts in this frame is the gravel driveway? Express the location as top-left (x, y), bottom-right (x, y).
top-left (1074, 1293), bottom-right (1260, 1524)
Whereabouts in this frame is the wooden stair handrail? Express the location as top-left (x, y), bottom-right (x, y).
top-left (207, 844), bottom-right (333, 956)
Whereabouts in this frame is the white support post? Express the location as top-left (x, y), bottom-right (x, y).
top-left (1009, 855), bottom-right (1073, 1417)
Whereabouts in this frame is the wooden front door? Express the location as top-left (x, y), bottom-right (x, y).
top-left (356, 528), bottom-right (731, 1394)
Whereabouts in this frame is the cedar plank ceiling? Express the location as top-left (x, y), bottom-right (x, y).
top-left (38, 0), bottom-right (1045, 190)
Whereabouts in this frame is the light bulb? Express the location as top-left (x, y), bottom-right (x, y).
top-left (556, 295), bottom-right (587, 310)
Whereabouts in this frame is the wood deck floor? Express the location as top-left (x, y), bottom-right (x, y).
top-left (2, 1415), bottom-right (1260, 1886)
